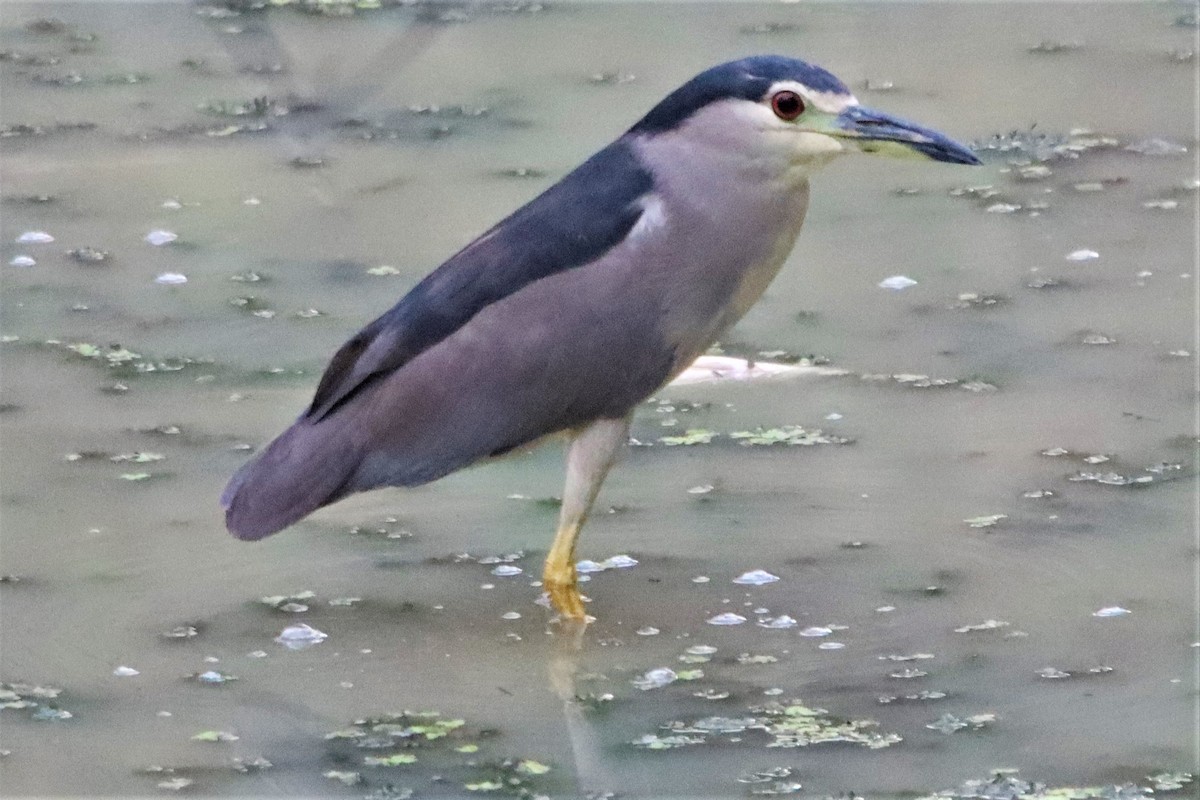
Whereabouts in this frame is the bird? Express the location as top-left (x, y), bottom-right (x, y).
top-left (222, 54), bottom-right (980, 620)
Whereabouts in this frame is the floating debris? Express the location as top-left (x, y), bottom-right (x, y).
top-left (1036, 667), bottom-right (1071, 679)
top-left (490, 565), bottom-right (522, 577)
top-left (916, 769), bottom-right (1188, 800)
top-left (366, 265), bottom-right (401, 276)
top-left (324, 770), bottom-right (362, 786)
top-left (631, 733), bottom-right (707, 750)
top-left (670, 355), bottom-right (844, 386)
top-left (974, 127), bottom-right (1121, 163)
top-left (799, 626), bottom-right (832, 638)
top-left (964, 514), bottom-right (1007, 528)
top-left (660, 429), bottom-right (716, 446)
top-left (363, 753), bottom-right (417, 766)
top-left (1069, 471), bottom-right (1154, 487)
top-left (588, 71), bottom-right (636, 85)
top-left (737, 653), bottom-right (778, 665)
top-left (817, 642), bottom-right (845, 650)
top-left (574, 554), bottom-right (636, 575)
top-left (199, 96), bottom-right (275, 118)
top-left (31, 706), bottom-right (73, 721)
top-left (954, 619), bottom-right (1010, 633)
top-left (879, 275), bottom-right (918, 290)
top-left (640, 700), bottom-right (900, 750)
top-left (632, 668), bottom-right (678, 691)
top-left (1092, 606), bottom-right (1130, 618)
top-left (1017, 164), bottom-right (1052, 180)
top-left (1065, 249), bottom-right (1099, 262)
top-left (113, 666), bottom-right (140, 677)
top-left (154, 272), bottom-right (188, 286)
top-left (260, 590), bottom-right (315, 611)
top-left (2, 681), bottom-right (71, 721)
top-left (1148, 772), bottom-right (1193, 791)
top-left (145, 230), bottom-right (178, 246)
top-left (757, 615), bottom-right (798, 629)
top-left (1125, 138), bottom-right (1187, 157)
top-left (67, 246), bottom-right (110, 263)
top-left (926, 712), bottom-right (995, 734)
top-left (193, 670), bottom-right (237, 685)
top-left (730, 426), bottom-right (850, 446)
top-left (231, 756), bottom-right (273, 774)
top-left (275, 623), bottom-right (327, 650)
top-left (1028, 40), bottom-right (1083, 54)
top-left (951, 184), bottom-right (1000, 200)
top-left (494, 167), bottom-right (547, 179)
top-left (16, 231), bottom-right (54, 244)
top-left (737, 766), bottom-right (803, 795)
top-left (192, 730), bottom-right (238, 742)
top-left (1081, 332), bottom-right (1116, 346)
top-left (733, 569), bottom-right (780, 586)
top-left (112, 452), bottom-right (165, 464)
top-left (636, 626), bottom-right (660, 636)
top-left (708, 613), bottom-right (748, 626)
top-left (9, 256), bottom-right (35, 267)
top-left (890, 668), bottom-right (929, 680)
top-left (953, 292), bottom-right (1006, 309)
top-left (860, 372), bottom-right (962, 389)
top-left (879, 689), bottom-right (947, 705)
top-left (156, 776), bottom-right (193, 791)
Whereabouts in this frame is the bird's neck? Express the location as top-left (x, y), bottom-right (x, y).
top-left (628, 133), bottom-right (812, 372)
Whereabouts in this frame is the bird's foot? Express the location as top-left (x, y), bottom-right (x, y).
top-left (543, 565), bottom-right (589, 622)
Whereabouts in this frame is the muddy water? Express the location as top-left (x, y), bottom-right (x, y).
top-left (1, 2), bottom-right (1196, 797)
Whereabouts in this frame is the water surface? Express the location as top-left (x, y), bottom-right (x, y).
top-left (1, 2), bottom-right (1196, 797)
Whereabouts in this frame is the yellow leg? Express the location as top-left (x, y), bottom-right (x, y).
top-left (543, 416), bottom-right (630, 621)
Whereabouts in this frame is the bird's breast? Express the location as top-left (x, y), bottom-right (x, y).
top-left (630, 178), bottom-right (811, 372)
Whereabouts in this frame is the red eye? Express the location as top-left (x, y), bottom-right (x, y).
top-left (770, 90), bottom-right (805, 121)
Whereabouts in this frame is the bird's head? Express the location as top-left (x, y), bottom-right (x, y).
top-left (630, 55), bottom-right (980, 174)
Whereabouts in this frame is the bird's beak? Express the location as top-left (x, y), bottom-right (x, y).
top-left (829, 105), bottom-right (981, 165)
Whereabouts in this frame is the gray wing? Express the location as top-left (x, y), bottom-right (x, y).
top-left (305, 140), bottom-right (652, 421)
top-left (223, 256), bottom-right (674, 540)
top-left (223, 138), bottom-right (669, 540)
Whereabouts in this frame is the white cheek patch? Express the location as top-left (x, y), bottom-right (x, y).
top-left (765, 80), bottom-right (857, 114)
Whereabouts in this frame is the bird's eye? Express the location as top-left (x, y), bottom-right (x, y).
top-left (770, 90), bottom-right (805, 121)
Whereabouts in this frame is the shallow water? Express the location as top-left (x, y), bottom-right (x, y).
top-left (1, 2), bottom-right (1196, 797)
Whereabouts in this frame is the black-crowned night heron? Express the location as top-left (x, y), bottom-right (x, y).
top-left (223, 55), bottom-right (979, 620)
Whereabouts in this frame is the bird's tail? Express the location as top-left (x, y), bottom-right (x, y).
top-left (221, 417), bottom-right (363, 541)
